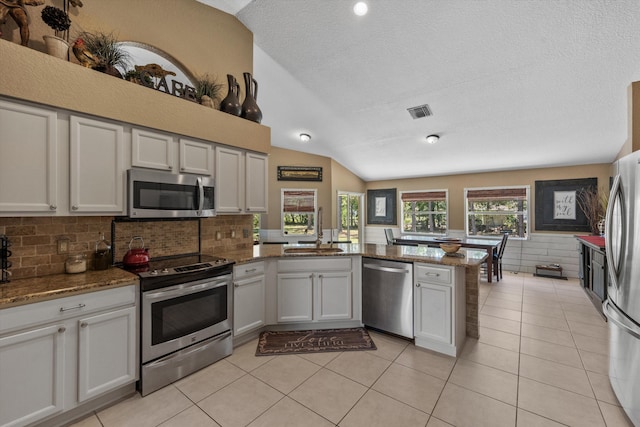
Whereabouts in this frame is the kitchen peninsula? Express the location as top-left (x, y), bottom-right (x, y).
top-left (220, 243), bottom-right (487, 339)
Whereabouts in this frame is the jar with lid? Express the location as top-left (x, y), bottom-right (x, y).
top-left (66, 254), bottom-right (87, 274)
top-left (94, 232), bottom-right (112, 271)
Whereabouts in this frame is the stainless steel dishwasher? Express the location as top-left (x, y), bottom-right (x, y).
top-left (362, 257), bottom-right (414, 339)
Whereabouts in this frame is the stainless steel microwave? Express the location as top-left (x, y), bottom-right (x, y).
top-left (128, 169), bottom-right (215, 218)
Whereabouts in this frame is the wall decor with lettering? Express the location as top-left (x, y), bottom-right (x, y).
top-left (534, 178), bottom-right (597, 232)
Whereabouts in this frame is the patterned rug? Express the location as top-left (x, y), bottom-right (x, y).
top-left (255, 327), bottom-right (377, 356)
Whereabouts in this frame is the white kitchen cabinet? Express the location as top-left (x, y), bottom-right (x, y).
top-left (245, 152), bottom-right (268, 213)
top-left (131, 127), bottom-right (175, 171)
top-left (233, 262), bottom-right (266, 336)
top-left (77, 306), bottom-right (137, 402)
top-left (0, 323), bottom-right (65, 427)
top-left (0, 99), bottom-right (58, 214)
top-left (215, 147), bottom-right (268, 214)
top-left (276, 257), bottom-right (353, 323)
top-left (179, 138), bottom-right (214, 176)
top-left (413, 263), bottom-right (465, 357)
top-left (70, 116), bottom-right (125, 214)
top-left (215, 146), bottom-right (244, 213)
top-left (277, 272), bottom-right (314, 322)
top-left (0, 285), bottom-right (138, 427)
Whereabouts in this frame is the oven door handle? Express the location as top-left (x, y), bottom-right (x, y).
top-left (144, 279), bottom-right (228, 300)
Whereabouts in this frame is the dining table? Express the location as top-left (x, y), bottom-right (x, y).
top-left (392, 235), bottom-right (502, 283)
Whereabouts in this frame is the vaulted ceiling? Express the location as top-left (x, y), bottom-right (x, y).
top-left (200, 0), bottom-right (640, 181)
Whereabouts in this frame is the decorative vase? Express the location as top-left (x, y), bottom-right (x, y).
top-left (43, 35), bottom-right (69, 60)
top-left (241, 72), bottom-right (262, 123)
top-left (220, 74), bottom-right (241, 116)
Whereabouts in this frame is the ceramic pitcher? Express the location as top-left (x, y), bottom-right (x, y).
top-left (220, 74), bottom-right (242, 116)
top-left (241, 72), bottom-right (263, 123)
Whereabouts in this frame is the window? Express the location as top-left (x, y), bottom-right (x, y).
top-left (465, 186), bottom-right (529, 239)
top-left (281, 189), bottom-right (317, 236)
top-left (400, 190), bottom-right (448, 235)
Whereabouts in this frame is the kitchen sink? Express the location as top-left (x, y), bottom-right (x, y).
top-left (283, 247), bottom-right (344, 254)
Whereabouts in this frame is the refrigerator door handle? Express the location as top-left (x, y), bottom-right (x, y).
top-left (603, 299), bottom-right (640, 340)
top-left (605, 174), bottom-right (622, 290)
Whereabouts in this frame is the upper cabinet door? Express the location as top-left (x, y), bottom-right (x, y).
top-left (179, 138), bottom-right (213, 176)
top-left (0, 99), bottom-right (58, 213)
top-left (131, 128), bottom-right (174, 171)
top-left (215, 146), bottom-right (244, 213)
top-left (245, 152), bottom-right (268, 213)
top-left (70, 116), bottom-right (125, 214)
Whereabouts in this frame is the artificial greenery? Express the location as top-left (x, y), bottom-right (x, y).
top-left (41, 6), bottom-right (71, 37)
top-left (194, 74), bottom-right (223, 103)
top-left (77, 31), bottom-right (130, 71)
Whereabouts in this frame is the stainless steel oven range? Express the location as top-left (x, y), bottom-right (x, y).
top-left (132, 254), bottom-right (234, 396)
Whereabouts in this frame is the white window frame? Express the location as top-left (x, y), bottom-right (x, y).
top-left (400, 189), bottom-right (449, 236)
top-left (281, 188), bottom-right (317, 237)
top-left (464, 185), bottom-right (530, 240)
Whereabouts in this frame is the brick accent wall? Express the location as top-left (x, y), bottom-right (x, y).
top-left (1, 215), bottom-right (255, 280)
top-left (0, 216), bottom-right (113, 279)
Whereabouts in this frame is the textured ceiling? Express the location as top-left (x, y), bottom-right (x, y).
top-left (199, 0), bottom-right (640, 181)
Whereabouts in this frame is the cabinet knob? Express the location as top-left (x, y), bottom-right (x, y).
top-left (49, 204), bottom-right (57, 210)
top-left (416, 283), bottom-right (421, 288)
top-left (58, 327), bottom-right (66, 333)
top-left (180, 167), bottom-right (185, 171)
top-left (80, 322), bottom-right (88, 328)
top-left (72, 205), bottom-right (78, 211)
top-left (234, 283), bottom-right (239, 288)
top-left (318, 274), bottom-right (323, 279)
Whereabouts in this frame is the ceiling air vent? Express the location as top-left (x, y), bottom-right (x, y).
top-left (407, 104), bottom-right (433, 119)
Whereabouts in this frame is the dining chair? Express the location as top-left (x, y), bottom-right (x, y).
top-left (384, 229), bottom-right (395, 245)
top-left (492, 233), bottom-right (509, 281)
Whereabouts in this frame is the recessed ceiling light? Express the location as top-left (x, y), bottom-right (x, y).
top-left (353, 2), bottom-right (368, 16)
top-left (299, 133), bottom-right (311, 142)
top-left (425, 135), bottom-right (440, 144)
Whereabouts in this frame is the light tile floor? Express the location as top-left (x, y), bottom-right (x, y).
top-left (71, 273), bottom-right (635, 427)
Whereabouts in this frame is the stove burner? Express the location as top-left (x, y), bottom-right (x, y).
top-left (131, 254), bottom-right (235, 291)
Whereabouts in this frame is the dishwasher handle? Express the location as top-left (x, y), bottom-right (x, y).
top-left (363, 263), bottom-right (410, 274)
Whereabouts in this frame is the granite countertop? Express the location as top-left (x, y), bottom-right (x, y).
top-left (219, 243), bottom-right (488, 268)
top-left (2, 243), bottom-right (485, 310)
top-left (0, 268), bottom-right (139, 309)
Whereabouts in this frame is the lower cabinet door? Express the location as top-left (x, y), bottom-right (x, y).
top-left (234, 275), bottom-right (266, 336)
top-left (77, 306), bottom-right (137, 402)
top-left (316, 272), bottom-right (352, 321)
top-left (414, 281), bottom-right (452, 345)
top-left (0, 324), bottom-right (65, 427)
top-left (277, 273), bottom-right (313, 322)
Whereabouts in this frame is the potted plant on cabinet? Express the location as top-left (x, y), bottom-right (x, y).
top-left (41, 5), bottom-right (71, 59)
top-left (72, 31), bottom-right (129, 78)
top-left (194, 74), bottom-right (223, 109)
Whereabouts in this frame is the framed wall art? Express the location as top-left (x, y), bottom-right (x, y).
top-left (367, 188), bottom-right (397, 225)
top-left (277, 166), bottom-right (323, 181)
top-left (534, 178), bottom-right (597, 232)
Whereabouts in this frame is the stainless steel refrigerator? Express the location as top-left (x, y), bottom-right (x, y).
top-left (604, 149), bottom-right (640, 426)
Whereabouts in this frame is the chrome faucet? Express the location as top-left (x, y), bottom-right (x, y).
top-left (316, 207), bottom-right (323, 248)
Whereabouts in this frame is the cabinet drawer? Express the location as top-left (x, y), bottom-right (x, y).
top-left (278, 257), bottom-right (352, 272)
top-left (234, 262), bottom-right (265, 279)
top-left (592, 249), bottom-right (605, 266)
top-left (415, 264), bottom-right (453, 285)
top-left (1, 284), bottom-right (136, 334)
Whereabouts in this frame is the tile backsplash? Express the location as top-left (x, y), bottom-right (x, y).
top-left (0, 216), bottom-right (113, 279)
top-left (0, 215), bottom-right (254, 280)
